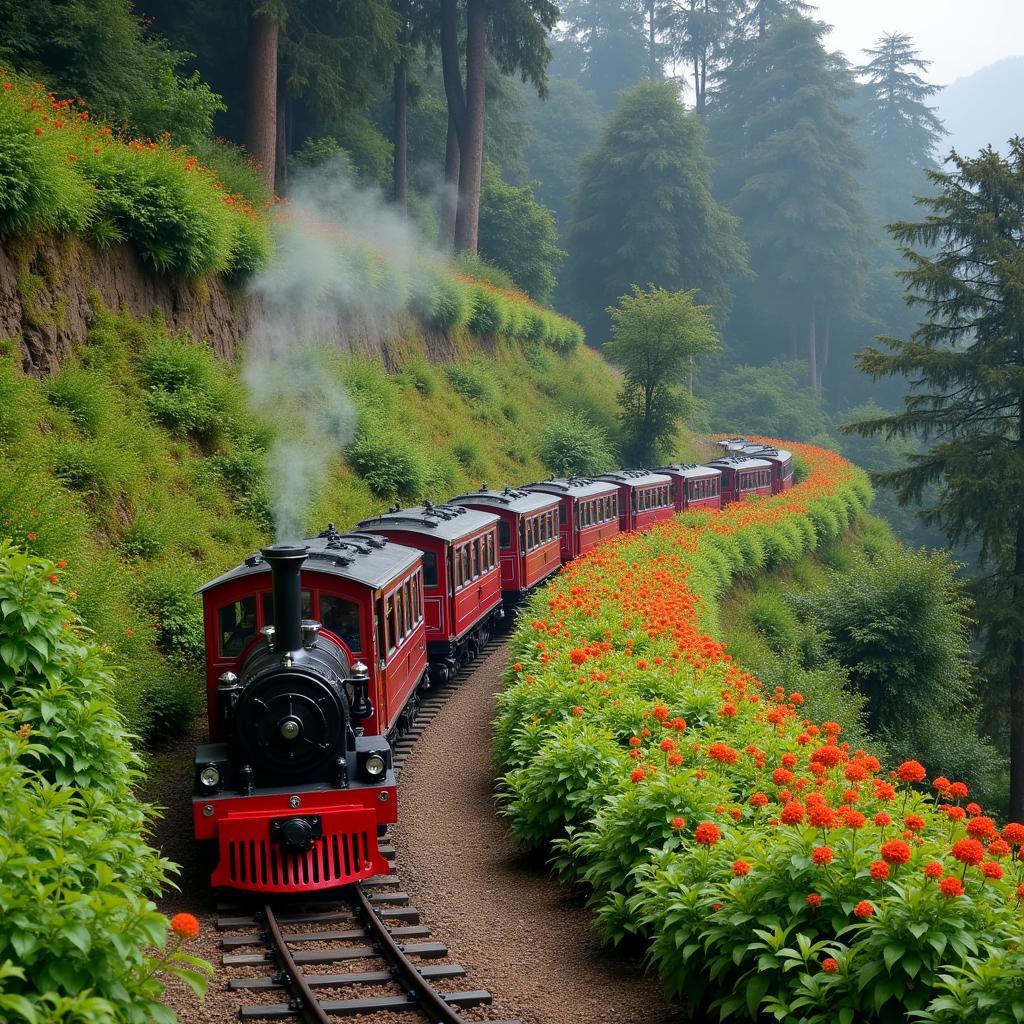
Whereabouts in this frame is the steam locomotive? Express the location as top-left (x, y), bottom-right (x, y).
top-left (192, 439), bottom-right (791, 894)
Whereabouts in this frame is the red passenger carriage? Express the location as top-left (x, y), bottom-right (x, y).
top-left (708, 456), bottom-right (774, 504)
top-left (658, 464), bottom-right (723, 512)
top-left (739, 445), bottom-right (794, 493)
top-left (525, 477), bottom-right (620, 562)
top-left (448, 485), bottom-right (561, 605)
top-left (596, 469), bottom-right (675, 532)
top-left (355, 503), bottom-right (502, 684)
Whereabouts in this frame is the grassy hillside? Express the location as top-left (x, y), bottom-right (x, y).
top-left (0, 302), bottom-right (696, 741)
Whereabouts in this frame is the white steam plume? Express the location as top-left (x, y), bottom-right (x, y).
top-left (244, 160), bottom-right (440, 541)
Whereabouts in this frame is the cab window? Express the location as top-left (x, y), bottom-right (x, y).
top-left (261, 590), bottom-right (312, 628)
top-left (219, 596), bottom-right (257, 657)
top-left (320, 594), bottom-right (362, 651)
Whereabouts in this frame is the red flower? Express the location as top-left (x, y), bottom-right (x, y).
top-left (668, 753), bottom-right (683, 766)
top-left (629, 736), bottom-right (642, 747)
top-left (732, 859), bottom-right (751, 877)
top-left (772, 767), bottom-right (793, 785)
top-left (170, 913), bottom-right (200, 939)
top-left (781, 752), bottom-right (798, 768)
top-left (808, 805), bottom-right (838, 830)
top-left (806, 892), bottom-right (822, 909)
top-left (932, 776), bottom-right (951, 792)
top-left (903, 815), bottom-right (925, 833)
top-left (708, 742), bottom-right (738, 765)
top-left (966, 802), bottom-right (982, 816)
top-left (948, 782), bottom-right (969, 799)
top-left (966, 816), bottom-right (998, 841)
top-left (781, 801), bottom-right (806, 825)
top-left (940, 876), bottom-right (965, 898)
top-left (980, 860), bottom-right (1003, 880)
top-left (812, 846), bottom-right (834, 866)
top-left (873, 812), bottom-right (891, 828)
top-left (750, 792), bottom-right (769, 808)
top-left (670, 816), bottom-right (686, 830)
top-left (897, 760), bottom-right (926, 784)
top-left (694, 822), bottom-right (721, 846)
top-left (945, 805), bottom-right (966, 821)
top-left (1002, 822), bottom-right (1024, 846)
top-left (853, 900), bottom-right (874, 918)
top-left (869, 860), bottom-right (890, 880)
top-left (26, 532), bottom-right (36, 541)
top-left (988, 839), bottom-right (1011, 858)
top-left (630, 767), bottom-right (645, 783)
top-left (923, 861), bottom-right (943, 878)
top-left (880, 840), bottom-right (911, 866)
top-left (821, 957), bottom-right (839, 973)
top-left (660, 737), bottom-right (676, 752)
top-left (951, 839), bottom-right (985, 866)
top-left (48, 574), bottom-right (59, 584)
top-left (571, 706), bottom-right (584, 716)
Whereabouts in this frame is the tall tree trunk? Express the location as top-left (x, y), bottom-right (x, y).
top-left (1011, 398), bottom-right (1024, 821)
top-left (274, 77), bottom-right (287, 193)
top-left (438, 113), bottom-right (461, 251)
top-left (393, 57), bottom-right (408, 213)
top-left (807, 307), bottom-right (818, 393)
top-left (244, 9), bottom-right (278, 191)
top-left (453, 0), bottom-right (487, 255)
top-left (817, 317), bottom-right (830, 396)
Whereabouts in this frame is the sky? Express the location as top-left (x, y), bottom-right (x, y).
top-left (813, 0), bottom-right (1024, 84)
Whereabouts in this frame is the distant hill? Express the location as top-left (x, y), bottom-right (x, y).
top-left (935, 56), bottom-right (1024, 159)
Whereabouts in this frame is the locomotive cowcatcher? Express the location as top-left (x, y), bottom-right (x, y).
top-left (192, 529), bottom-right (428, 893)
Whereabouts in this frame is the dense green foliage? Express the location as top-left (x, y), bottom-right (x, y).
top-left (846, 139), bottom-right (1024, 819)
top-left (566, 79), bottom-right (747, 338)
top-left (0, 542), bottom-right (209, 1021)
top-left (478, 163), bottom-right (564, 302)
top-left (537, 410), bottom-right (616, 476)
top-left (605, 285), bottom-right (720, 463)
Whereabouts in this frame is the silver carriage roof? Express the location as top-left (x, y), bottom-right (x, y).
top-left (658, 463), bottom-right (723, 479)
top-left (197, 525), bottom-right (422, 594)
top-left (525, 476), bottom-right (620, 499)
top-left (448, 484), bottom-right (561, 515)
top-left (596, 469), bottom-right (673, 488)
top-left (354, 502), bottom-right (499, 541)
top-left (707, 455), bottom-right (773, 472)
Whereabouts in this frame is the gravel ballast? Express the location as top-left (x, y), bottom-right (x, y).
top-left (148, 644), bottom-right (682, 1022)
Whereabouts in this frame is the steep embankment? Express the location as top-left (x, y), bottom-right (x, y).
top-left (496, 441), bottom-right (1021, 1024)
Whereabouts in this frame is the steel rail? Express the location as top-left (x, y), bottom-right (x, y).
top-left (352, 882), bottom-right (471, 1024)
top-left (261, 904), bottom-right (332, 1024)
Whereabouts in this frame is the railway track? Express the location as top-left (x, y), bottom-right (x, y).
top-left (214, 630), bottom-right (514, 1022)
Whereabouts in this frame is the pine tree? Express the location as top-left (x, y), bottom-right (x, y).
top-left (712, 15), bottom-right (867, 393)
top-left (844, 139), bottom-right (1024, 819)
top-left (661, 0), bottom-right (740, 113)
top-left (733, 0), bottom-right (811, 40)
top-left (566, 79), bottom-right (748, 339)
top-left (855, 32), bottom-right (946, 224)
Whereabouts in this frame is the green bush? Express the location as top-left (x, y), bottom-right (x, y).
top-left (138, 335), bottom-right (224, 441)
top-left (537, 410), bottom-right (616, 476)
top-left (445, 362), bottom-right (497, 405)
top-left (744, 591), bottom-right (800, 653)
top-left (0, 542), bottom-right (209, 1017)
top-left (467, 286), bottom-right (506, 336)
top-left (46, 367), bottom-right (113, 436)
top-left (347, 426), bottom-right (429, 501)
top-left (135, 562), bottom-right (205, 666)
top-left (399, 358), bottom-right (439, 397)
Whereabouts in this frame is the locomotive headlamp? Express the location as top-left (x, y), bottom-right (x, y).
top-left (199, 764), bottom-right (221, 789)
top-left (363, 752), bottom-right (387, 779)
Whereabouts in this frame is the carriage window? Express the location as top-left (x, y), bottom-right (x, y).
top-left (386, 595), bottom-right (398, 652)
top-left (488, 532), bottom-right (495, 567)
top-left (473, 539), bottom-right (481, 577)
top-left (412, 574), bottom-right (422, 622)
top-left (499, 520), bottom-right (511, 549)
top-left (375, 597), bottom-right (387, 655)
top-left (462, 545), bottom-right (472, 585)
top-left (560, 503), bottom-right (567, 526)
top-left (423, 550), bottom-right (438, 588)
top-left (320, 594), bottom-right (362, 651)
top-left (397, 586), bottom-right (407, 638)
top-left (612, 493), bottom-right (618, 517)
top-left (219, 597), bottom-right (257, 657)
top-left (404, 582), bottom-right (413, 631)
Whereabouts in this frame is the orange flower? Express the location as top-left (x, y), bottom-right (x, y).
top-left (896, 760), bottom-right (926, 784)
top-left (853, 900), bottom-right (874, 918)
top-left (170, 913), bottom-right (200, 939)
top-left (939, 876), bottom-right (964, 898)
top-left (806, 892), bottom-right (822, 908)
top-left (869, 860), bottom-right (890, 880)
top-left (694, 822), bottom-right (720, 846)
top-left (732, 859), bottom-right (751, 876)
top-left (821, 957), bottom-right (839, 973)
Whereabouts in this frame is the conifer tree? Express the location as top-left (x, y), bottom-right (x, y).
top-left (845, 140), bottom-right (1024, 819)
top-left (566, 79), bottom-right (747, 339)
top-left (855, 32), bottom-right (946, 224)
top-left (712, 15), bottom-right (867, 392)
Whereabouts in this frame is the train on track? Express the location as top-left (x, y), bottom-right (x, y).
top-left (192, 438), bottom-right (793, 894)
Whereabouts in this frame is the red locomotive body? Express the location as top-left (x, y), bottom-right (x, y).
top-left (193, 537), bottom-right (418, 894)
top-left (355, 503), bottom-right (503, 684)
top-left (596, 469), bottom-right (675, 533)
top-left (448, 486), bottom-right (561, 604)
top-left (526, 477), bottom-right (620, 562)
top-left (708, 456), bottom-right (774, 504)
top-left (199, 527), bottom-right (426, 742)
top-left (658, 464), bottom-right (723, 513)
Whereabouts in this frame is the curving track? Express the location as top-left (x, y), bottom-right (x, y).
top-left (211, 634), bottom-right (514, 1023)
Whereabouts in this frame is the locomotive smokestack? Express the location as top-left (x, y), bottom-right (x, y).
top-left (261, 544), bottom-right (308, 653)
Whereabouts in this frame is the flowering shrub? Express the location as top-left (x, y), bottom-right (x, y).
top-left (497, 440), bottom-right (1024, 1022)
top-left (0, 541), bottom-right (210, 1021)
